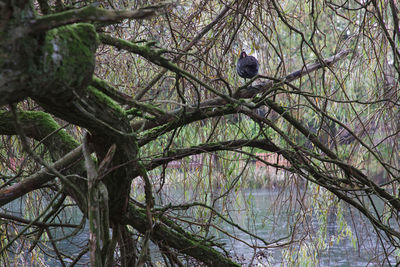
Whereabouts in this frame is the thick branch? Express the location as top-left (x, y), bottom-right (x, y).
top-left (0, 145), bottom-right (82, 206)
top-left (29, 4), bottom-right (167, 33)
top-left (0, 110), bottom-right (79, 159)
top-left (0, 212), bottom-right (78, 228)
top-left (0, 110), bottom-right (87, 208)
top-left (99, 34), bottom-right (240, 105)
top-left (123, 204), bottom-right (241, 267)
top-left (91, 76), bottom-right (167, 117)
top-left (143, 138), bottom-right (278, 171)
top-left (137, 104), bottom-right (243, 146)
top-left (131, 50), bottom-right (352, 132)
top-left (233, 49), bottom-right (351, 98)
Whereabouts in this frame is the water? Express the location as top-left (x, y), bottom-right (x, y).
top-left (2, 188), bottom-right (398, 266)
top-left (206, 188), bottom-right (398, 266)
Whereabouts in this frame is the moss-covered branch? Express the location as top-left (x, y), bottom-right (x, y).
top-left (0, 110), bottom-right (79, 158)
top-left (129, 50), bottom-right (351, 133)
top-left (123, 204), bottom-right (241, 267)
top-left (91, 76), bottom-right (167, 117)
top-left (135, 103), bottom-right (245, 146)
top-left (29, 4), bottom-right (167, 33)
top-left (99, 34), bottom-right (241, 105)
top-left (0, 110), bottom-right (87, 208)
top-left (143, 138), bottom-right (279, 171)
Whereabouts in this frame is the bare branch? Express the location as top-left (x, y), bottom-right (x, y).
top-left (234, 49), bottom-right (352, 98)
top-left (0, 145), bottom-right (82, 206)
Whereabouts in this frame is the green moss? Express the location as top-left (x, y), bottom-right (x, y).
top-left (87, 86), bottom-right (126, 116)
top-left (20, 111), bottom-right (79, 149)
top-left (127, 204), bottom-right (241, 267)
top-left (91, 76), bottom-right (111, 90)
top-left (0, 110), bottom-right (79, 153)
top-left (126, 108), bottom-right (143, 116)
top-left (32, 23), bottom-right (97, 99)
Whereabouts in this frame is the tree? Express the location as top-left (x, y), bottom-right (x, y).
top-left (0, 0), bottom-right (399, 266)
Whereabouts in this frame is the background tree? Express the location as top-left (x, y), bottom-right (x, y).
top-left (0, 0), bottom-right (399, 266)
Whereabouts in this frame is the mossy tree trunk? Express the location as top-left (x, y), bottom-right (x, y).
top-left (0, 1), bottom-right (241, 266)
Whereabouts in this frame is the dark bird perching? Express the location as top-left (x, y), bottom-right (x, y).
top-left (236, 51), bottom-right (259, 80)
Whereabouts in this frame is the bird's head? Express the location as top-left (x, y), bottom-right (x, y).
top-left (240, 51), bottom-right (247, 59)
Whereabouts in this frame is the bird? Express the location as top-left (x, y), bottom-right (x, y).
top-left (236, 51), bottom-right (259, 80)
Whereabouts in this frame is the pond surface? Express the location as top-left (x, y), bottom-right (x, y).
top-left (210, 188), bottom-right (397, 266)
top-left (2, 187), bottom-right (397, 266)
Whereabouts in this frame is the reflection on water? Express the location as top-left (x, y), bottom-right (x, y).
top-left (2, 187), bottom-right (397, 266)
top-left (1, 197), bottom-right (90, 266)
top-left (208, 188), bottom-right (397, 266)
